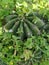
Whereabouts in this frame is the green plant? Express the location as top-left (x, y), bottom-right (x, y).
top-left (0, 58), bottom-right (7, 65)
top-left (3, 11), bottom-right (49, 41)
top-left (0, 33), bottom-right (49, 65)
top-left (0, 0), bottom-right (49, 65)
top-left (0, 0), bottom-right (49, 42)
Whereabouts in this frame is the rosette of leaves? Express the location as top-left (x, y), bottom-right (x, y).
top-left (3, 12), bottom-right (49, 41)
top-left (16, 49), bottom-right (45, 65)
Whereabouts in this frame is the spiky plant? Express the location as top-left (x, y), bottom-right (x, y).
top-left (16, 46), bottom-right (47, 65)
top-left (3, 12), bottom-right (49, 41)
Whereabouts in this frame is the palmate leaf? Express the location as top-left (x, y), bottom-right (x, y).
top-left (3, 12), bottom-right (49, 41)
top-left (17, 50), bottom-right (43, 65)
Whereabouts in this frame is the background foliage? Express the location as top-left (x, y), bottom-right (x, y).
top-left (0, 0), bottom-right (49, 65)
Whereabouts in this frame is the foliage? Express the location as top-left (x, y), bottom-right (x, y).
top-left (0, 0), bottom-right (49, 65)
top-left (0, 32), bottom-right (49, 65)
top-left (3, 11), bottom-right (49, 41)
